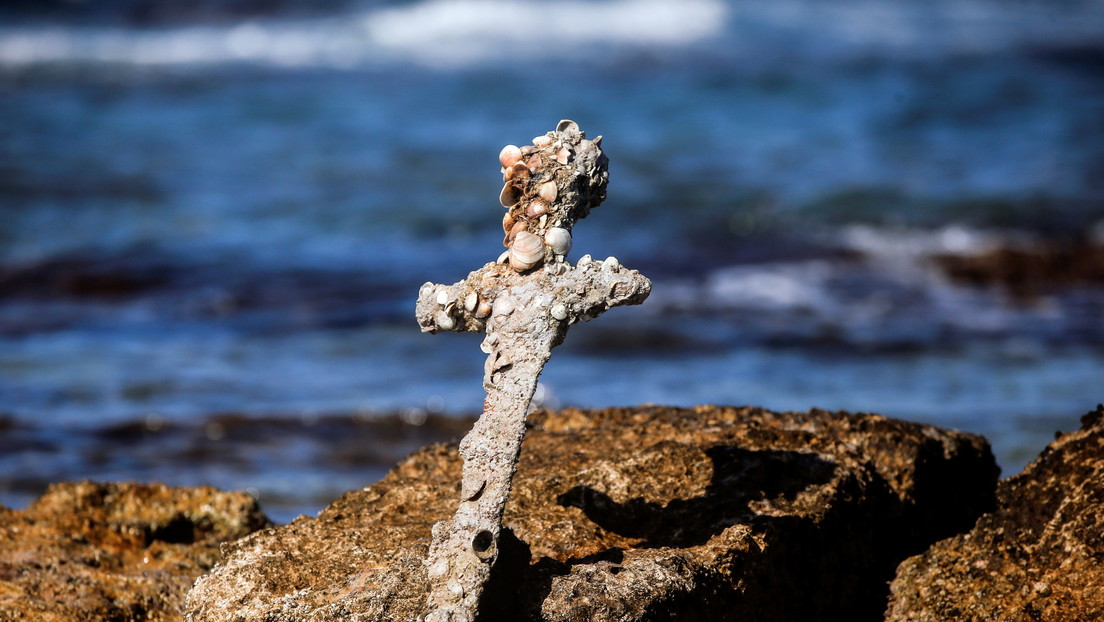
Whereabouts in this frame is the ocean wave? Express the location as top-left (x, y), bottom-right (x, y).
top-left (1, 0), bottom-right (1101, 70)
top-left (644, 225), bottom-right (1104, 348)
top-left (364, 0), bottom-right (728, 65)
top-left (0, 0), bottom-right (728, 69)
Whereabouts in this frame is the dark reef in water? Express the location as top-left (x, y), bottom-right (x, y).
top-left (936, 242), bottom-right (1104, 299)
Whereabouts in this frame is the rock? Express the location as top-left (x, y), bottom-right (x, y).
top-left (934, 242), bottom-right (1104, 299)
top-left (886, 405), bottom-right (1104, 621)
top-left (184, 405), bottom-right (998, 621)
top-left (0, 481), bottom-right (269, 622)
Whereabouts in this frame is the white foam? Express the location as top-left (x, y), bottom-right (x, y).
top-left (4, 0), bottom-right (1101, 70)
top-left (0, 0), bottom-right (729, 69)
top-left (840, 224), bottom-right (1012, 260)
top-left (362, 0), bottom-right (728, 66)
top-left (706, 261), bottom-right (836, 312)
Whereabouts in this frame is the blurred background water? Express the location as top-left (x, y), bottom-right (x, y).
top-left (1, 0), bottom-right (1102, 523)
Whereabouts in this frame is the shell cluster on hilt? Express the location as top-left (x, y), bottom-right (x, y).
top-left (497, 119), bottom-right (609, 273)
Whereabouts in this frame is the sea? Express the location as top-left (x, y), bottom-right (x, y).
top-left (1, 0), bottom-right (1102, 523)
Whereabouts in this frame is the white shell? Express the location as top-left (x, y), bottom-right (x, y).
top-left (602, 256), bottom-right (620, 271)
top-left (544, 227), bottom-right (572, 255)
top-left (550, 303), bottom-right (568, 321)
top-left (463, 292), bottom-right (478, 312)
top-left (526, 200), bottom-right (547, 218)
top-left (539, 181), bottom-right (558, 204)
top-left (435, 311), bottom-right (455, 331)
top-left (499, 144), bottom-right (522, 168)
top-left (436, 289), bottom-right (450, 306)
top-left (509, 230), bottom-right (545, 272)
top-left (533, 135), bottom-right (552, 148)
top-left (577, 254), bottom-right (593, 266)
top-left (497, 250), bottom-right (510, 264)
top-left (556, 119), bottom-right (579, 133)
top-left (475, 299), bottom-right (492, 318)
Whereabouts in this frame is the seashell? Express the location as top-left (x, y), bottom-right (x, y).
top-left (593, 135), bottom-right (603, 146)
top-left (520, 145), bottom-right (535, 156)
top-left (544, 227), bottom-right (572, 256)
top-left (533, 135), bottom-right (552, 148)
top-left (550, 303), bottom-right (568, 321)
top-left (499, 144), bottom-right (522, 168)
top-left (539, 181), bottom-right (558, 203)
top-left (475, 298), bottom-right (492, 318)
top-left (556, 148), bottom-right (570, 165)
top-left (504, 161), bottom-right (529, 182)
top-left (526, 200), bottom-right (547, 218)
top-left (499, 182), bottom-right (521, 208)
top-left (497, 249), bottom-right (510, 264)
top-left (602, 256), bottom-right (620, 271)
top-left (502, 211), bottom-right (515, 235)
top-left (464, 291), bottom-right (478, 313)
top-left (509, 230), bottom-right (545, 272)
top-left (503, 220), bottom-right (527, 247)
top-left (435, 310), bottom-right (456, 331)
top-left (526, 153), bottom-right (542, 172)
top-left (436, 289), bottom-right (450, 306)
top-left (556, 119), bottom-right (579, 134)
top-left (577, 253), bottom-right (593, 266)
top-left (539, 214), bottom-right (548, 229)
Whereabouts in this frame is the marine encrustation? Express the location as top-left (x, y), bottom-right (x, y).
top-left (415, 121), bottom-right (651, 621)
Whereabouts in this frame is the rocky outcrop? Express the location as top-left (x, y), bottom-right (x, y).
top-left (0, 481), bottom-right (269, 622)
top-left (934, 242), bottom-right (1104, 299)
top-left (887, 405), bottom-right (1104, 621)
top-left (184, 405), bottom-right (998, 621)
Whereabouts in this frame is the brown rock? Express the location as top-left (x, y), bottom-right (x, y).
top-left (184, 405), bottom-right (997, 621)
top-left (0, 481), bottom-right (269, 622)
top-left (887, 405), bottom-right (1104, 622)
top-left (934, 243), bottom-right (1104, 299)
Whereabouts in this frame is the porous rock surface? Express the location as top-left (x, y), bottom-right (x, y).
top-left (0, 481), bottom-right (269, 622)
top-left (184, 405), bottom-right (997, 621)
top-left (887, 405), bottom-right (1104, 621)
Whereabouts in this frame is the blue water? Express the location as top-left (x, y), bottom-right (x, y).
top-left (2, 0), bottom-right (1103, 522)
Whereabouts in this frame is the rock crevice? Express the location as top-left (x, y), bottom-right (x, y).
top-left (887, 405), bottom-right (1104, 621)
